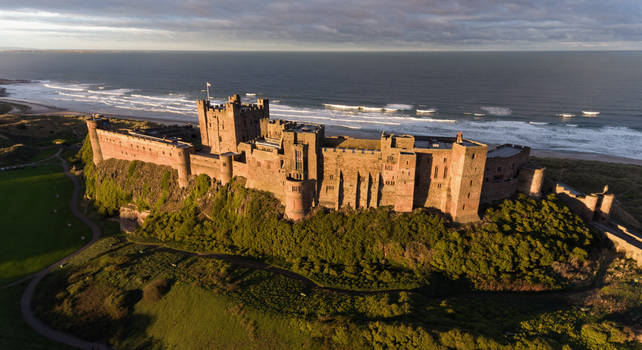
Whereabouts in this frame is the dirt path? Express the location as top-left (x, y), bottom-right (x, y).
top-left (0, 148), bottom-right (62, 172)
top-left (19, 154), bottom-right (112, 350)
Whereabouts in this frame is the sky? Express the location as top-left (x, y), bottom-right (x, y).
top-left (0, 0), bottom-right (641, 51)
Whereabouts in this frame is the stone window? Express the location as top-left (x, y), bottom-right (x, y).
top-left (467, 192), bottom-right (471, 199)
top-left (471, 153), bottom-right (475, 159)
top-left (443, 166), bottom-right (448, 179)
top-left (434, 166), bottom-right (439, 179)
top-left (444, 157), bottom-right (447, 163)
top-left (470, 180), bottom-right (473, 186)
top-left (437, 183), bottom-right (442, 188)
top-left (385, 165), bottom-right (393, 171)
top-left (462, 204), bottom-right (466, 210)
top-left (329, 174), bottom-right (334, 180)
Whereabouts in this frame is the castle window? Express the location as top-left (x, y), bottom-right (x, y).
top-left (470, 180), bottom-right (473, 186)
top-left (444, 157), bottom-right (447, 163)
top-left (329, 174), bottom-right (334, 180)
top-left (434, 166), bottom-right (439, 179)
top-left (387, 155), bottom-right (394, 163)
top-left (467, 192), bottom-right (471, 199)
top-left (437, 183), bottom-right (442, 188)
top-left (471, 153), bottom-right (475, 159)
top-left (385, 165), bottom-right (393, 171)
top-left (443, 166), bottom-right (448, 178)
top-left (462, 204), bottom-right (466, 210)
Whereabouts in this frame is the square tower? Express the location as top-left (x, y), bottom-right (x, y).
top-left (197, 95), bottom-right (269, 154)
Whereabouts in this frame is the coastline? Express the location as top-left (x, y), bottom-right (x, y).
top-left (2, 97), bottom-right (641, 166)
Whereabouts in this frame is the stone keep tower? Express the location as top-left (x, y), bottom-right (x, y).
top-left (446, 133), bottom-right (487, 223)
top-left (197, 95), bottom-right (269, 155)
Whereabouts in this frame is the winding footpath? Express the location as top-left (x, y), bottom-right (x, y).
top-left (17, 154), bottom-right (112, 350)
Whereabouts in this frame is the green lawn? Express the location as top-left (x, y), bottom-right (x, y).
top-left (121, 282), bottom-right (315, 349)
top-left (0, 165), bottom-right (86, 285)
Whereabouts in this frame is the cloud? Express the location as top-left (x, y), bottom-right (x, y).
top-left (0, 1), bottom-right (641, 50)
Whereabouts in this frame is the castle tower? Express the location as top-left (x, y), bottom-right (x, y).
top-left (517, 165), bottom-right (545, 199)
top-left (596, 186), bottom-right (615, 222)
top-left (446, 135), bottom-right (487, 223)
top-left (175, 147), bottom-right (191, 188)
top-left (197, 95), bottom-right (268, 155)
top-left (86, 117), bottom-right (104, 165)
top-left (284, 178), bottom-right (306, 220)
top-left (219, 154), bottom-right (234, 185)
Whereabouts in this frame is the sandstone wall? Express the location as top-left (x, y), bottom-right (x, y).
top-left (318, 147), bottom-right (384, 210)
top-left (94, 129), bottom-right (194, 187)
top-left (189, 153), bottom-right (221, 181)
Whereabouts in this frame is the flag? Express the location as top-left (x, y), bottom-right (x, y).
top-left (206, 82), bottom-right (212, 87)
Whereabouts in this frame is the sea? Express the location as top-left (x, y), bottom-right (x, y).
top-left (1, 51), bottom-right (641, 159)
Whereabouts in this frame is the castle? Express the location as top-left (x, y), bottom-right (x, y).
top-left (87, 94), bottom-right (596, 223)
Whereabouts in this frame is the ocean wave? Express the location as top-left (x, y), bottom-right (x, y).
top-left (385, 103), bottom-right (414, 110)
top-left (359, 106), bottom-right (383, 112)
top-left (87, 88), bottom-right (133, 96)
top-left (130, 94), bottom-right (192, 102)
top-left (336, 124), bottom-right (362, 130)
top-left (323, 103), bottom-right (360, 111)
top-left (480, 106), bottom-right (512, 116)
top-left (43, 83), bottom-right (89, 92)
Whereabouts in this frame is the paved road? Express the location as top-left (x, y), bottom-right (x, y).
top-left (19, 154), bottom-right (112, 350)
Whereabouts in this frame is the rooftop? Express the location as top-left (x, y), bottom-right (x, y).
top-left (324, 136), bottom-right (381, 150)
top-left (488, 145), bottom-right (524, 158)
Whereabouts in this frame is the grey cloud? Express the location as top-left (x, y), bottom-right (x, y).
top-left (1, 0), bottom-right (641, 49)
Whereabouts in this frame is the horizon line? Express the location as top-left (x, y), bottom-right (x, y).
top-left (2, 48), bottom-right (642, 53)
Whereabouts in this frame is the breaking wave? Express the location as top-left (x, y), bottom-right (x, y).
top-left (480, 106), bottom-right (512, 116)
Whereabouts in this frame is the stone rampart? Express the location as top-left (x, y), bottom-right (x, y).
top-left (94, 128), bottom-right (194, 187)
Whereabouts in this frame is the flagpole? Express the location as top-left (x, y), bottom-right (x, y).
top-left (206, 82), bottom-right (210, 101)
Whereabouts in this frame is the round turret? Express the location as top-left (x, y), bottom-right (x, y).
top-left (219, 154), bottom-right (233, 185)
top-left (284, 178), bottom-right (306, 221)
top-left (86, 118), bottom-right (104, 165)
top-left (175, 148), bottom-right (191, 188)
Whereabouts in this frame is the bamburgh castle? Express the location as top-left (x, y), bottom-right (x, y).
top-left (86, 94), bottom-right (614, 223)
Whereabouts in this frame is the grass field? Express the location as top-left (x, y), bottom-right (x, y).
top-left (121, 283), bottom-right (315, 349)
top-left (0, 163), bottom-right (90, 349)
top-left (0, 164), bottom-right (86, 285)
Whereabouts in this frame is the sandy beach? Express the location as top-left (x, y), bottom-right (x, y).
top-left (3, 97), bottom-right (641, 166)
